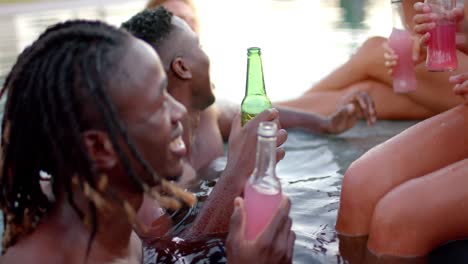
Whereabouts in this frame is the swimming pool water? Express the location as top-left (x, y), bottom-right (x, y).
top-left (281, 121), bottom-right (416, 263)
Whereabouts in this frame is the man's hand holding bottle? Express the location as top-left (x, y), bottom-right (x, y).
top-left (226, 196), bottom-right (295, 264)
top-left (224, 108), bottom-right (287, 194)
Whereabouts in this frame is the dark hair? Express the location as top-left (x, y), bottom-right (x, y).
top-left (0, 20), bottom-right (162, 253)
top-left (121, 7), bottom-right (174, 49)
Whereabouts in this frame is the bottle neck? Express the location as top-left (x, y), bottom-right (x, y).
top-left (250, 134), bottom-right (280, 191)
top-left (391, 1), bottom-right (407, 30)
top-left (245, 53), bottom-right (267, 96)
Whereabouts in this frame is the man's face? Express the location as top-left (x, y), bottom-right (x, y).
top-left (172, 16), bottom-right (215, 111)
top-left (113, 38), bottom-right (187, 183)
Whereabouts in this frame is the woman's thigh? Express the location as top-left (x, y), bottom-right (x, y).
top-left (368, 158), bottom-right (468, 256)
top-left (337, 104), bottom-right (468, 235)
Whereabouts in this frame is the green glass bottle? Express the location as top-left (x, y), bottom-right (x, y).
top-left (241, 47), bottom-right (272, 126)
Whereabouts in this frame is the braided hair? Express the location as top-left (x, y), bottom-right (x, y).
top-left (0, 20), bottom-right (166, 253)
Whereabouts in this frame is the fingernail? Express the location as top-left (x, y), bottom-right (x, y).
top-left (346, 104), bottom-right (355, 113)
top-left (234, 197), bottom-right (241, 207)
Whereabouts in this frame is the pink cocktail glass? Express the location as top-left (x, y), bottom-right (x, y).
top-left (425, 0), bottom-right (458, 71)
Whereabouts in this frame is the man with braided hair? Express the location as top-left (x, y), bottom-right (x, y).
top-left (0, 19), bottom-right (294, 264)
top-left (0, 19), bottom-right (190, 264)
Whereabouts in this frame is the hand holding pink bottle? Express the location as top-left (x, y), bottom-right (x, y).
top-left (226, 196), bottom-right (295, 263)
top-left (387, 0), bottom-right (417, 93)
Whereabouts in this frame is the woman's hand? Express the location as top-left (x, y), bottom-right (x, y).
top-left (413, 2), bottom-right (464, 41)
top-left (450, 73), bottom-right (468, 101)
top-left (330, 91), bottom-right (376, 132)
top-left (413, 2), bottom-right (463, 34)
top-left (383, 42), bottom-right (399, 76)
top-left (410, 2), bottom-right (463, 65)
top-left (383, 35), bottom-right (428, 76)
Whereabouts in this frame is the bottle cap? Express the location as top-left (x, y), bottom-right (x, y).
top-left (258, 121), bottom-right (277, 137)
top-left (247, 47), bottom-right (261, 55)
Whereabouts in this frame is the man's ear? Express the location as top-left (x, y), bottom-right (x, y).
top-left (171, 57), bottom-right (192, 80)
top-left (82, 130), bottom-right (117, 169)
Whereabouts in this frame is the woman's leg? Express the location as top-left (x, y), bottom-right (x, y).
top-left (367, 158), bottom-right (468, 256)
top-left (276, 37), bottom-right (466, 118)
top-left (407, 50), bottom-right (468, 113)
top-left (306, 36), bottom-right (392, 93)
top-left (276, 80), bottom-right (434, 119)
top-left (336, 104), bottom-right (468, 236)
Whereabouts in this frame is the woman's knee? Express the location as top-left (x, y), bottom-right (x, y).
top-left (337, 158), bottom-right (380, 231)
top-left (360, 36), bottom-right (387, 50)
top-left (367, 189), bottom-right (433, 257)
top-left (342, 157), bottom-right (382, 207)
top-left (353, 36), bottom-right (387, 58)
top-left (341, 159), bottom-right (373, 203)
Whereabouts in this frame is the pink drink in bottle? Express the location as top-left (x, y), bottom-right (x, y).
top-left (426, 0), bottom-right (457, 71)
top-left (388, 28), bottom-right (417, 93)
top-left (244, 182), bottom-right (282, 240)
top-left (388, 0), bottom-right (417, 93)
top-left (244, 122), bottom-right (282, 240)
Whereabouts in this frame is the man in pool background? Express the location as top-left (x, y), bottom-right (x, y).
top-left (128, 1), bottom-right (378, 183)
top-left (121, 6), bottom-right (289, 239)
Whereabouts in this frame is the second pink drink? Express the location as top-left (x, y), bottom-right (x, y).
top-left (426, 21), bottom-right (457, 71)
top-left (425, 0), bottom-right (457, 71)
top-left (388, 0), bottom-right (416, 93)
top-left (388, 28), bottom-right (417, 93)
